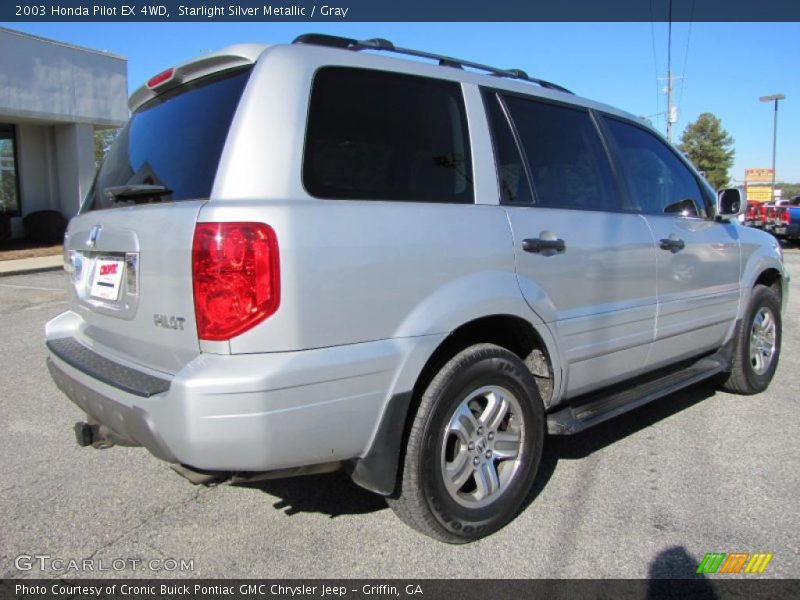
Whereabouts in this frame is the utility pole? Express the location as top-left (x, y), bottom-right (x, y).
top-left (656, 1), bottom-right (681, 141)
top-left (759, 93), bottom-right (786, 201)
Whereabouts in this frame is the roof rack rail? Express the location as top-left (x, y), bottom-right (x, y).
top-left (292, 33), bottom-right (574, 95)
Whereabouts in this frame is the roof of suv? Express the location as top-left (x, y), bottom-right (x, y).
top-left (129, 34), bottom-right (651, 137)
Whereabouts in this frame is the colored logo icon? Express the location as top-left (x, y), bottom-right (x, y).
top-left (697, 552), bottom-right (773, 574)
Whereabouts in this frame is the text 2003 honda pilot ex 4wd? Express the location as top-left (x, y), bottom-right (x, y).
top-left (46, 34), bottom-right (788, 543)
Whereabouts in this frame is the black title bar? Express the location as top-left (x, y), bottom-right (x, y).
top-left (2, 0), bottom-right (800, 22)
top-left (3, 579), bottom-right (800, 600)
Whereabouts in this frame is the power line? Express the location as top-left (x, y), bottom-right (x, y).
top-left (666, 0), bottom-right (674, 142)
top-left (677, 0), bottom-right (695, 116)
top-left (649, 0), bottom-right (661, 119)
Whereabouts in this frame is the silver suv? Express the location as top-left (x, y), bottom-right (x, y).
top-left (45, 34), bottom-right (788, 543)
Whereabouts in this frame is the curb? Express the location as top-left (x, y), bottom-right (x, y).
top-left (0, 265), bottom-right (64, 277)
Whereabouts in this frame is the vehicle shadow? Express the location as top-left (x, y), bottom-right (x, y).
top-left (237, 470), bottom-right (388, 518)
top-left (241, 381), bottom-right (718, 520)
top-left (523, 380), bottom-right (719, 509)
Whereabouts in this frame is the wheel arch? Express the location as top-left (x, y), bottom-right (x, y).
top-left (408, 314), bottom-right (559, 410)
top-left (753, 267), bottom-right (784, 301)
top-left (348, 314), bottom-right (559, 496)
top-left (738, 233), bottom-right (787, 321)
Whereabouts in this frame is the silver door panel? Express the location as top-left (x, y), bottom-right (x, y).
top-left (645, 215), bottom-right (740, 369)
top-left (506, 208), bottom-right (657, 396)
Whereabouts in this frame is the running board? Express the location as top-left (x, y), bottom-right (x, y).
top-left (547, 355), bottom-right (727, 435)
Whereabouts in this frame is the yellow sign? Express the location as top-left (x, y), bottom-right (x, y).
top-left (745, 168), bottom-right (774, 183)
top-left (747, 187), bottom-right (773, 202)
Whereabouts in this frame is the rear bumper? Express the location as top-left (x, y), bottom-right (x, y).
top-left (47, 356), bottom-right (178, 462)
top-left (45, 331), bottom-right (423, 472)
top-left (773, 223), bottom-right (800, 239)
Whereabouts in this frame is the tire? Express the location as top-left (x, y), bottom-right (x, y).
top-left (720, 285), bottom-right (782, 395)
top-left (387, 343), bottom-right (545, 543)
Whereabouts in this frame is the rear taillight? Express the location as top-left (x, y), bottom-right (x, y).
top-left (782, 208), bottom-right (791, 223)
top-left (760, 205), bottom-right (768, 219)
top-left (192, 222), bottom-right (280, 341)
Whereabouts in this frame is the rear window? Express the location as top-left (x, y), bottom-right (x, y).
top-left (303, 67), bottom-right (473, 203)
top-left (82, 67), bottom-right (252, 212)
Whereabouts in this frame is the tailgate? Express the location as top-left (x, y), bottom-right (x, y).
top-left (55, 63), bottom-right (256, 375)
top-left (64, 202), bottom-right (204, 374)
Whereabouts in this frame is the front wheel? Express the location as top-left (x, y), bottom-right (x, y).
top-left (388, 344), bottom-right (544, 543)
top-left (720, 284), bottom-right (782, 395)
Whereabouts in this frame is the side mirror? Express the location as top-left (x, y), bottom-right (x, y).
top-left (717, 188), bottom-right (743, 219)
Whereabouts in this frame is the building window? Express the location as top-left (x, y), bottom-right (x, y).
top-left (0, 124), bottom-right (21, 216)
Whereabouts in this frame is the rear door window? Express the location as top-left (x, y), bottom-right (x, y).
top-left (82, 67), bottom-right (252, 212)
top-left (484, 93), bottom-right (533, 205)
top-left (303, 67), bottom-right (473, 203)
top-left (501, 95), bottom-right (619, 211)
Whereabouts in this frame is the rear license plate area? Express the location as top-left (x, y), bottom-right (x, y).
top-left (90, 257), bottom-right (125, 301)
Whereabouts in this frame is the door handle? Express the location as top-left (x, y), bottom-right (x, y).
top-left (522, 238), bottom-right (566, 253)
top-left (659, 238), bottom-right (685, 252)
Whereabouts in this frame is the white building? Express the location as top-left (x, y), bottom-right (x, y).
top-left (0, 27), bottom-right (128, 238)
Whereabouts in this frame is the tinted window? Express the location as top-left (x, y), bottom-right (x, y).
top-left (503, 96), bottom-right (618, 211)
top-left (485, 94), bottom-right (532, 205)
top-left (83, 68), bottom-right (252, 212)
top-left (602, 117), bottom-right (706, 217)
top-left (304, 67), bottom-right (473, 203)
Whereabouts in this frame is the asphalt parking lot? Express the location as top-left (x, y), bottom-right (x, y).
top-left (1, 255), bottom-right (798, 580)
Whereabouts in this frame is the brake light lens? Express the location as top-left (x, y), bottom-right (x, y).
top-left (192, 222), bottom-right (280, 341)
top-left (147, 68), bottom-right (175, 89)
top-left (782, 208), bottom-right (791, 223)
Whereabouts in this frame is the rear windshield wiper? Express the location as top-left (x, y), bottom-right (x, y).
top-left (105, 185), bottom-right (173, 201)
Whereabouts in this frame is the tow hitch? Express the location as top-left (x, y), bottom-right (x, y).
top-left (73, 421), bottom-right (131, 449)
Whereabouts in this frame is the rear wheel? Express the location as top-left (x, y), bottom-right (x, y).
top-left (388, 344), bottom-right (544, 543)
top-left (720, 284), bottom-right (782, 394)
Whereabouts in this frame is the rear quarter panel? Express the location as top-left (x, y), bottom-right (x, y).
top-left (197, 200), bottom-right (531, 353)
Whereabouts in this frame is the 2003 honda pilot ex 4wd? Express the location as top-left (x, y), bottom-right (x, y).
top-left (46, 34), bottom-right (788, 543)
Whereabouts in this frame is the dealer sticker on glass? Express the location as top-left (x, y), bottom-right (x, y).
top-left (90, 259), bottom-right (125, 301)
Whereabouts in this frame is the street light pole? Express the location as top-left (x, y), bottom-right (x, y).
top-left (760, 93), bottom-right (786, 201)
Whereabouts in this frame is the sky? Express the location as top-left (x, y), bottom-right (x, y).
top-left (5, 21), bottom-right (799, 183)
